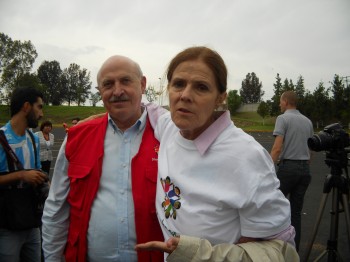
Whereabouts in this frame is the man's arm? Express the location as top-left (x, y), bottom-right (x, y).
top-left (270, 135), bottom-right (283, 163)
top-left (0, 169), bottom-right (47, 186)
top-left (42, 138), bottom-right (71, 262)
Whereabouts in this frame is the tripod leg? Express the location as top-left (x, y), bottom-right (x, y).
top-left (303, 193), bottom-right (329, 262)
top-left (341, 194), bottom-right (350, 248)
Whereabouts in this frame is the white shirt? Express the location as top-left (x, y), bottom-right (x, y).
top-left (155, 111), bottom-right (291, 245)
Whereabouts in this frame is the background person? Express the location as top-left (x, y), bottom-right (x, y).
top-left (270, 90), bottom-right (314, 251)
top-left (35, 121), bottom-right (54, 178)
top-left (0, 86), bottom-right (47, 262)
top-left (42, 55), bottom-right (164, 262)
top-left (71, 117), bottom-right (80, 126)
top-left (136, 46), bottom-right (297, 261)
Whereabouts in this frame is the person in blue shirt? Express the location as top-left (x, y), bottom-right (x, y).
top-left (0, 86), bottom-right (47, 262)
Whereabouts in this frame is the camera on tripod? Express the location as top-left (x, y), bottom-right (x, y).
top-left (307, 123), bottom-right (350, 152)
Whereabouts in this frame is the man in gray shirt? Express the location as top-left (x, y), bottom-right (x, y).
top-left (270, 90), bottom-right (314, 251)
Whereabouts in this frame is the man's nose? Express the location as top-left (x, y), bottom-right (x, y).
top-left (112, 82), bottom-right (124, 96)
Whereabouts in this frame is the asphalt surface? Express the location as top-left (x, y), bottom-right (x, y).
top-left (46, 127), bottom-right (350, 261)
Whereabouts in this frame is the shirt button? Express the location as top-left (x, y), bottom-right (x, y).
top-left (124, 139), bottom-right (128, 143)
top-left (122, 164), bottom-right (127, 168)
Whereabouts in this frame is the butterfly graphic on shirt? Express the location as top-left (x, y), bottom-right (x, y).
top-left (160, 176), bottom-right (181, 219)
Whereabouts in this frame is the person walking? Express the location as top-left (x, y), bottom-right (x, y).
top-left (270, 90), bottom-right (314, 251)
top-left (35, 121), bottom-right (54, 179)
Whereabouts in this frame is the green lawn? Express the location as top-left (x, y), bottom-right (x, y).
top-left (0, 104), bottom-right (275, 132)
top-left (0, 105), bottom-right (106, 126)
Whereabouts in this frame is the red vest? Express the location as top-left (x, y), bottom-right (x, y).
top-left (64, 114), bottom-right (163, 262)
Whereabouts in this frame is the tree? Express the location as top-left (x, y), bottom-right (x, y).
top-left (90, 91), bottom-right (101, 107)
top-left (239, 72), bottom-right (264, 104)
top-left (145, 85), bottom-right (158, 102)
top-left (16, 72), bottom-right (42, 91)
top-left (312, 81), bottom-right (331, 128)
top-left (76, 68), bottom-right (91, 106)
top-left (226, 90), bottom-right (241, 115)
top-left (0, 33), bottom-right (13, 74)
top-left (295, 75), bottom-right (305, 99)
top-left (295, 75), bottom-right (306, 113)
top-left (61, 63), bottom-right (91, 106)
top-left (270, 73), bottom-right (283, 116)
top-left (282, 78), bottom-right (294, 92)
top-left (330, 74), bottom-right (349, 124)
top-left (0, 33), bottom-right (37, 104)
top-left (37, 60), bottom-right (63, 105)
top-left (257, 101), bottom-right (270, 125)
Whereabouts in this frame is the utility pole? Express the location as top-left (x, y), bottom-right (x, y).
top-left (340, 76), bottom-right (350, 130)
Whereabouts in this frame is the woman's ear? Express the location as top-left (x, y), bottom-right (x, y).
top-left (216, 92), bottom-right (227, 106)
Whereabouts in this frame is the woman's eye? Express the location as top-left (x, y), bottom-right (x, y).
top-left (172, 80), bottom-right (184, 89)
top-left (197, 84), bottom-right (209, 91)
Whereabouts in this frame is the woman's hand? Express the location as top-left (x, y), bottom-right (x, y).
top-left (135, 237), bottom-right (180, 254)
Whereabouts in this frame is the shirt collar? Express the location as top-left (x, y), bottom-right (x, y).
top-left (108, 106), bottom-right (147, 134)
top-left (194, 110), bottom-right (232, 156)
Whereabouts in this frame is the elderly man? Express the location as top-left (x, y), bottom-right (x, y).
top-left (42, 56), bottom-right (164, 262)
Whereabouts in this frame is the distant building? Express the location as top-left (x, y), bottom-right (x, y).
top-left (237, 103), bottom-right (260, 112)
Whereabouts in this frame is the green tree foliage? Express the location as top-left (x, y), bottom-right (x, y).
top-left (61, 63), bottom-right (91, 106)
top-left (0, 33), bottom-right (37, 104)
top-left (76, 68), bottom-right (92, 106)
top-left (227, 89), bottom-right (241, 115)
top-left (90, 92), bottom-right (101, 107)
top-left (257, 101), bottom-right (270, 125)
top-left (16, 73), bottom-right (42, 91)
top-left (295, 75), bottom-right (306, 113)
top-left (311, 82), bottom-right (331, 128)
top-left (330, 74), bottom-right (349, 124)
top-left (37, 60), bottom-right (63, 105)
top-left (270, 73), bottom-right (283, 116)
top-left (240, 72), bottom-right (264, 104)
top-left (145, 85), bottom-right (159, 102)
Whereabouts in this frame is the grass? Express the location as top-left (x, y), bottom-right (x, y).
top-left (0, 104), bottom-right (275, 132)
top-left (0, 105), bottom-right (106, 127)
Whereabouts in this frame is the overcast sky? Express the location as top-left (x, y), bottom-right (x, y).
top-left (1, 0), bottom-right (349, 102)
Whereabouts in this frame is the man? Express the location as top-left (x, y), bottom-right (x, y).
top-left (270, 90), bottom-right (314, 251)
top-left (0, 87), bottom-right (47, 261)
top-left (42, 55), bottom-right (164, 262)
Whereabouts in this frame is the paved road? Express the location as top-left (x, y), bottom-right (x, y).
top-left (47, 127), bottom-right (350, 261)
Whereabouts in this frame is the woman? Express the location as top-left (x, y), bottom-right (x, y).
top-left (35, 120), bottom-right (54, 177)
top-left (136, 47), bottom-right (298, 261)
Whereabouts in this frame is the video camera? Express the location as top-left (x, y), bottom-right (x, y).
top-left (307, 123), bottom-right (350, 152)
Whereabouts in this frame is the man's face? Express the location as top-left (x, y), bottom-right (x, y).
top-left (279, 96), bottom-right (287, 113)
top-left (27, 97), bottom-right (44, 128)
top-left (98, 57), bottom-right (146, 130)
top-left (71, 120), bottom-right (78, 125)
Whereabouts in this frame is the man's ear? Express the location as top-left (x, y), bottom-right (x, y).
top-left (141, 76), bottom-right (147, 94)
top-left (22, 102), bottom-right (32, 114)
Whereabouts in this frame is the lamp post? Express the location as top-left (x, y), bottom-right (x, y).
top-left (158, 77), bottom-right (162, 105)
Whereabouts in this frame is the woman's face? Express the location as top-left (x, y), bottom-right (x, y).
top-left (43, 125), bottom-right (52, 134)
top-left (168, 59), bottom-right (226, 140)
